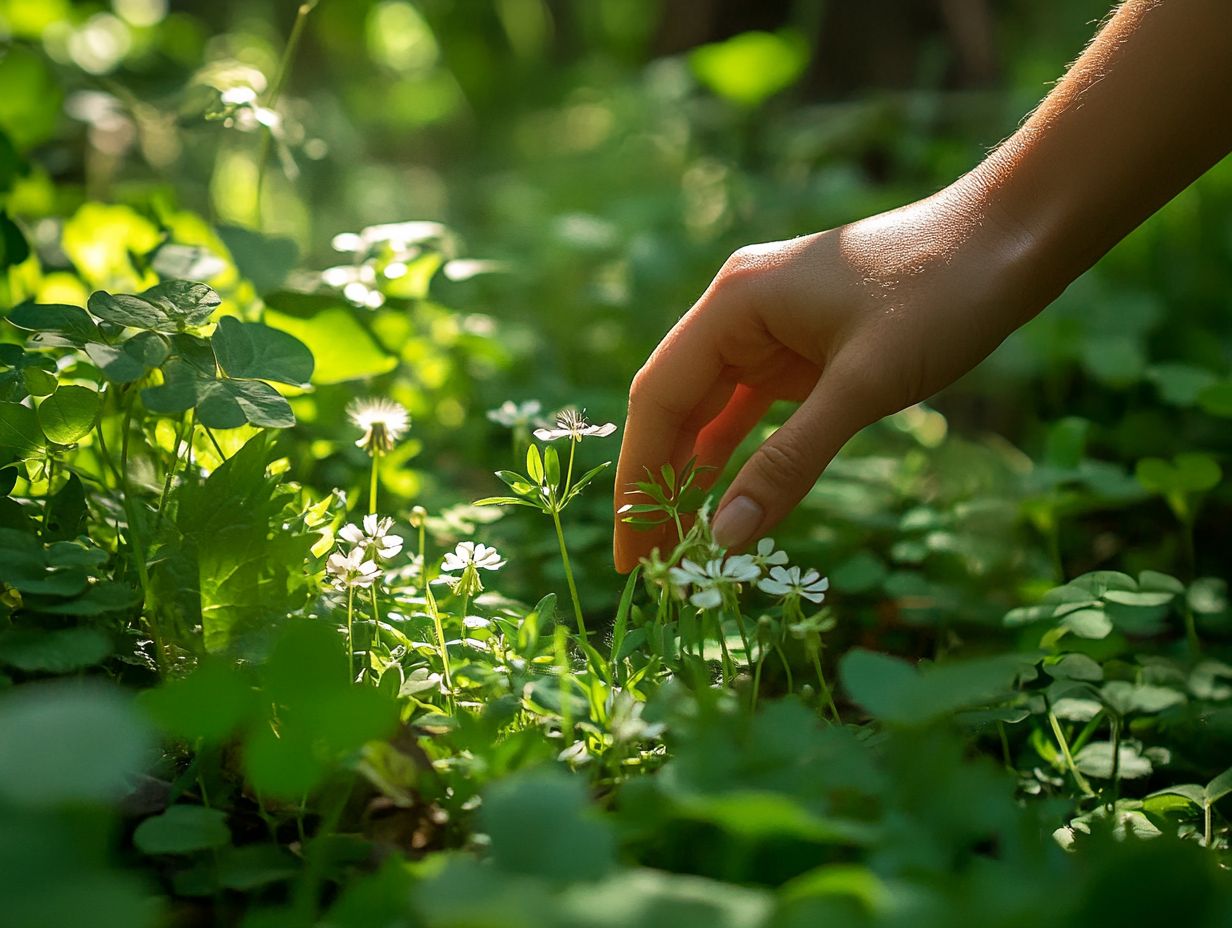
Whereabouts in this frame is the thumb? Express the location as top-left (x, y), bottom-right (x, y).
top-left (710, 377), bottom-right (865, 550)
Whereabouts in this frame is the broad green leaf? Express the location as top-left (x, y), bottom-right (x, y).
top-left (543, 443), bottom-right (560, 487)
top-left (1100, 681), bottom-right (1186, 716)
top-left (1060, 608), bottom-right (1112, 640)
top-left (0, 210), bottom-right (28, 269)
top-left (1103, 589), bottom-right (1174, 607)
top-left (37, 385), bottom-right (100, 445)
top-left (690, 29), bottom-right (808, 107)
top-left (480, 769), bottom-right (617, 882)
top-left (557, 868), bottom-right (774, 928)
top-left (1074, 741), bottom-right (1153, 779)
top-left (6, 302), bottom-right (99, 343)
top-left (0, 627), bottom-right (110, 673)
top-left (87, 290), bottom-right (168, 330)
top-left (217, 225), bottom-right (298, 294)
top-left (140, 659), bottom-right (259, 743)
top-left (85, 333), bottom-right (170, 384)
top-left (839, 649), bottom-right (1035, 727)
top-left (134, 805), bottom-right (231, 855)
top-left (20, 366), bottom-right (56, 397)
top-left (198, 378), bottom-right (295, 429)
top-left (141, 360), bottom-right (210, 416)
top-left (0, 400), bottom-right (42, 459)
top-left (1205, 766), bottom-right (1232, 804)
top-left (139, 280), bottom-right (221, 328)
top-left (1147, 363), bottom-right (1218, 407)
top-left (265, 300), bottom-right (394, 384)
top-left (210, 316), bottom-right (314, 385)
top-left (0, 682), bottom-right (151, 805)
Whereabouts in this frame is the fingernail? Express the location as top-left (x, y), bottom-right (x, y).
top-left (712, 496), bottom-right (763, 549)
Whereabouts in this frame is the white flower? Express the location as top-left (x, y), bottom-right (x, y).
top-left (757, 565), bottom-right (830, 604)
top-left (441, 541), bottom-right (505, 599)
top-left (338, 514), bottom-right (404, 561)
top-left (668, 556), bottom-right (760, 609)
top-left (326, 547), bottom-right (381, 591)
top-left (487, 399), bottom-right (543, 429)
top-left (441, 541), bottom-right (506, 573)
top-left (751, 538), bottom-right (789, 569)
top-left (347, 398), bottom-right (410, 455)
top-left (533, 408), bottom-right (617, 442)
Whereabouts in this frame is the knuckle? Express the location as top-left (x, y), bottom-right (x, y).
top-left (750, 436), bottom-right (813, 491)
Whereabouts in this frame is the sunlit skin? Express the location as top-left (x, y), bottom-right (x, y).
top-left (614, 0), bottom-right (1232, 573)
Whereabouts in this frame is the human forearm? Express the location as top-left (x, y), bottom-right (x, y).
top-left (971, 0), bottom-right (1232, 311)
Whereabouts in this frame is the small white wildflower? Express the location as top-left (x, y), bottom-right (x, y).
top-left (441, 541), bottom-right (506, 598)
top-left (441, 541), bottom-right (506, 573)
top-left (751, 538), bottom-right (789, 569)
top-left (338, 514), bottom-right (404, 561)
top-left (533, 408), bottom-right (617, 442)
top-left (326, 547), bottom-right (381, 591)
top-left (347, 398), bottom-right (410, 455)
top-left (668, 556), bottom-right (759, 609)
top-left (758, 565), bottom-right (830, 604)
top-left (487, 399), bottom-right (543, 429)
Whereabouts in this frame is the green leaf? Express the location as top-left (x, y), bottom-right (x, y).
top-left (6, 302), bottom-right (99, 343)
top-left (543, 443), bottom-right (561, 487)
top-left (526, 443), bottom-right (544, 484)
top-left (473, 496), bottom-right (540, 508)
top-left (217, 225), bottom-right (299, 294)
top-left (210, 316), bottom-right (314, 385)
top-left (0, 210), bottom-right (29, 269)
top-left (0, 682), bottom-right (151, 805)
top-left (141, 359), bottom-right (210, 416)
top-left (87, 290), bottom-right (168, 330)
top-left (134, 805), bottom-right (231, 855)
top-left (84, 333), bottom-right (170, 384)
top-left (37, 385), bottom-right (100, 445)
top-left (139, 280), bottom-right (221, 328)
top-left (0, 627), bottom-right (110, 673)
top-left (1074, 741), bottom-right (1153, 779)
top-left (689, 29), bottom-right (808, 107)
top-left (1148, 363), bottom-right (1218, 407)
top-left (140, 659), bottom-right (259, 743)
top-left (1060, 607), bottom-right (1113, 640)
top-left (20, 366), bottom-right (56, 397)
top-left (197, 378), bottom-right (295, 429)
top-left (265, 298), bottom-right (395, 384)
top-left (480, 769), bottom-right (617, 882)
top-left (0, 400), bottom-right (42, 460)
top-left (1205, 766), bottom-right (1232, 805)
top-left (839, 649), bottom-right (1034, 727)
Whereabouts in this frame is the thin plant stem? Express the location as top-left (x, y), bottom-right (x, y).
top-left (1205, 800), bottom-right (1213, 848)
top-left (346, 587), bottom-right (355, 683)
top-left (712, 610), bottom-right (734, 686)
top-left (1047, 707), bottom-right (1095, 798)
top-left (997, 721), bottom-right (1013, 770)
top-left (810, 649), bottom-right (841, 723)
top-left (256, 0), bottom-right (318, 224)
top-left (420, 518), bottom-right (453, 703)
top-left (554, 625), bottom-right (573, 742)
top-left (1107, 713), bottom-right (1122, 812)
top-left (155, 411), bottom-right (193, 530)
top-left (672, 510), bottom-right (685, 545)
top-left (551, 508), bottom-right (587, 640)
top-left (364, 584), bottom-right (383, 683)
top-left (750, 645), bottom-right (767, 712)
top-left (565, 439), bottom-right (576, 496)
top-left (203, 426), bottom-right (227, 461)
top-left (42, 453), bottom-right (55, 534)
top-left (368, 451), bottom-right (380, 515)
top-left (774, 643), bottom-right (795, 693)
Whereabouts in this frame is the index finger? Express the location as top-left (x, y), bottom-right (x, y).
top-left (613, 305), bottom-right (730, 572)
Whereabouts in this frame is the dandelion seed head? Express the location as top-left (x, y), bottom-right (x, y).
top-left (347, 397), bottom-right (410, 455)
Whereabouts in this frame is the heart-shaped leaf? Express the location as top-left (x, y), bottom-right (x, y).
top-left (210, 316), bottom-right (313, 385)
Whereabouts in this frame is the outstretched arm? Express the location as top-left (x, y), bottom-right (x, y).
top-left (613, 0), bottom-right (1232, 572)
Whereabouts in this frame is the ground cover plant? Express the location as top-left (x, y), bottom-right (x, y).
top-left (1, 1), bottom-right (1232, 926)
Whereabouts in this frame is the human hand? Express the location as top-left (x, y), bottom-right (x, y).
top-left (613, 179), bottom-right (1057, 572)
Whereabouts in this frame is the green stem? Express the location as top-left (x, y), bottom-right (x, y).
top-left (203, 426), bottom-right (227, 461)
top-left (774, 643), bottom-right (795, 693)
top-left (346, 587), bottom-right (355, 683)
top-left (1107, 713), bottom-right (1122, 811)
top-left (256, 0), bottom-right (318, 225)
top-left (1047, 708), bottom-right (1095, 798)
top-left (810, 648), bottom-right (841, 723)
top-left (116, 394), bottom-right (166, 673)
top-left (551, 509), bottom-right (587, 640)
top-left (565, 439), bottom-right (576, 496)
top-left (713, 610), bottom-right (734, 686)
top-left (155, 411), bottom-right (192, 530)
top-left (42, 453), bottom-right (55, 535)
top-left (420, 520), bottom-right (453, 704)
top-left (368, 451), bottom-right (380, 515)
top-left (364, 584), bottom-right (382, 684)
top-left (1205, 800), bottom-right (1213, 848)
top-left (672, 510), bottom-right (685, 545)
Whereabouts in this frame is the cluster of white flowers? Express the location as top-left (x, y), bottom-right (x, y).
top-left (322, 221), bottom-right (448, 309)
top-left (325, 514), bottom-right (405, 592)
top-left (667, 537), bottom-right (828, 609)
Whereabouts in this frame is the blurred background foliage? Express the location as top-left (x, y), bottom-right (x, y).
top-left (2, 0), bottom-right (1232, 644)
